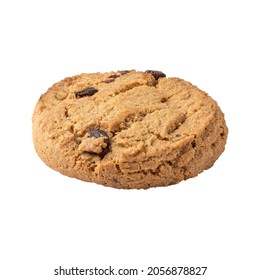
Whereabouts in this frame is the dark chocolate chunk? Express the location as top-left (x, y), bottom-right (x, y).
top-left (102, 74), bottom-right (121, 84)
top-left (112, 177), bottom-right (118, 183)
top-left (87, 129), bottom-right (109, 156)
top-left (88, 129), bottom-right (109, 143)
top-left (108, 74), bottom-right (120, 79)
top-left (102, 79), bottom-right (114, 84)
top-left (145, 70), bottom-right (166, 80)
top-left (118, 70), bottom-right (130, 75)
top-left (191, 140), bottom-right (196, 148)
top-left (75, 87), bottom-right (98, 98)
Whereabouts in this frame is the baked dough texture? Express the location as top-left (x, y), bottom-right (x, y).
top-left (32, 70), bottom-right (228, 189)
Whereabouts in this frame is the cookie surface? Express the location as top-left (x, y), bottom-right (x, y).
top-left (32, 70), bottom-right (228, 189)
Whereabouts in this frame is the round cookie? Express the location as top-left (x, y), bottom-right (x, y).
top-left (32, 70), bottom-right (228, 189)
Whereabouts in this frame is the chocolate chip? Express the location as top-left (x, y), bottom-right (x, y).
top-left (118, 70), bottom-right (129, 75)
top-left (88, 129), bottom-right (109, 142)
top-left (87, 129), bottom-right (109, 156)
top-left (75, 87), bottom-right (98, 98)
top-left (145, 70), bottom-right (166, 80)
top-left (108, 74), bottom-right (120, 79)
top-left (112, 177), bottom-right (118, 183)
top-left (102, 80), bottom-right (114, 84)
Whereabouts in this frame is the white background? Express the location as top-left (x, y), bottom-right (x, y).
top-left (0, 0), bottom-right (259, 279)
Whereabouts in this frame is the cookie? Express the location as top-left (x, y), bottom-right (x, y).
top-left (32, 70), bottom-right (228, 189)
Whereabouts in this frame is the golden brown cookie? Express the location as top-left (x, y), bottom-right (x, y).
top-left (32, 70), bottom-right (228, 189)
